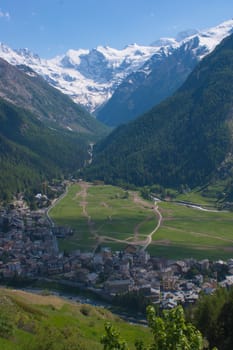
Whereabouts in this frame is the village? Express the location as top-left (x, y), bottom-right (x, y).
top-left (1, 199), bottom-right (233, 311)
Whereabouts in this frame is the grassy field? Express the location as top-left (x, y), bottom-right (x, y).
top-left (50, 182), bottom-right (233, 260)
top-left (0, 287), bottom-right (151, 350)
top-left (149, 201), bottom-right (233, 259)
top-left (50, 182), bottom-right (157, 252)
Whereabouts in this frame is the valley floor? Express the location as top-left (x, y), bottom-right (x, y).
top-left (49, 181), bottom-right (233, 260)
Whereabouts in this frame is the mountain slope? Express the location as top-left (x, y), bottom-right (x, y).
top-left (85, 32), bottom-right (233, 192)
top-left (0, 287), bottom-right (151, 350)
top-left (0, 97), bottom-right (89, 200)
top-left (97, 19), bottom-right (233, 127)
top-left (0, 58), bottom-right (108, 138)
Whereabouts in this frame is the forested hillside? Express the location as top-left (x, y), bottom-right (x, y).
top-left (86, 33), bottom-right (233, 196)
top-left (0, 98), bottom-right (88, 201)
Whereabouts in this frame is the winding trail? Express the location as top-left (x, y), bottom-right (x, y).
top-left (77, 185), bottom-right (164, 251)
top-left (48, 181), bottom-right (163, 252)
top-left (131, 193), bottom-right (163, 250)
top-left (141, 202), bottom-right (163, 251)
top-left (98, 197), bottom-right (163, 251)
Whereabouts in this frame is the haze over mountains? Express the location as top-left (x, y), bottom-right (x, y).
top-left (0, 19), bottom-right (233, 127)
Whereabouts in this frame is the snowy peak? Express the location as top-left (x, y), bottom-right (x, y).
top-left (46, 44), bottom-right (164, 110)
top-left (182, 19), bottom-right (233, 58)
top-left (0, 19), bottom-right (233, 113)
top-left (96, 19), bottom-right (233, 127)
top-left (58, 44), bottom-right (163, 75)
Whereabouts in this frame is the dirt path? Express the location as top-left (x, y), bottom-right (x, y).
top-left (99, 195), bottom-right (163, 250)
top-left (78, 182), bottom-right (102, 252)
top-left (141, 203), bottom-right (163, 251)
top-left (163, 224), bottom-right (233, 244)
top-left (134, 215), bottom-right (154, 241)
top-left (132, 192), bottom-right (163, 250)
top-left (75, 183), bottom-right (163, 251)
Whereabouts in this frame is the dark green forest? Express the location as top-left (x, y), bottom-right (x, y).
top-left (190, 287), bottom-right (233, 350)
top-left (0, 97), bottom-right (88, 202)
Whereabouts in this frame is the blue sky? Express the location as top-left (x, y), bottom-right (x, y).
top-left (0, 0), bottom-right (233, 57)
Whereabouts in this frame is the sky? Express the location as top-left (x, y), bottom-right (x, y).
top-left (0, 0), bottom-right (233, 58)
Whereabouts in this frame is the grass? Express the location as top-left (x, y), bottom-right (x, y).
top-left (50, 182), bottom-right (233, 260)
top-left (149, 201), bottom-right (233, 259)
top-left (0, 287), bottom-right (152, 350)
top-left (50, 182), bottom-right (157, 252)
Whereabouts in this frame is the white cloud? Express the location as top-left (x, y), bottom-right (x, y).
top-left (0, 10), bottom-right (10, 20)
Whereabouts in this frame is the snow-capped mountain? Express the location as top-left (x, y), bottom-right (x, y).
top-left (0, 42), bottom-right (168, 112)
top-left (97, 19), bottom-right (233, 126)
top-left (0, 19), bottom-right (233, 116)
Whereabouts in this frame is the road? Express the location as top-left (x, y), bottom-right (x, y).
top-left (45, 183), bottom-right (70, 253)
top-left (46, 183), bottom-right (70, 227)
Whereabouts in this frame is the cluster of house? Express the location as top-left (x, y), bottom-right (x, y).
top-left (0, 204), bottom-right (60, 279)
top-left (1, 203), bottom-right (233, 309)
top-left (63, 246), bottom-right (233, 308)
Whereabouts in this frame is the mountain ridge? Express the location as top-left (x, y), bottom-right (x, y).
top-left (0, 42), bottom-right (163, 112)
top-left (0, 19), bottom-right (232, 118)
top-left (85, 31), bottom-right (233, 200)
top-left (96, 19), bottom-right (233, 126)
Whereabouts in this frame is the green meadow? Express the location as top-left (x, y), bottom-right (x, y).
top-left (49, 182), bottom-right (157, 252)
top-left (50, 182), bottom-right (233, 259)
top-left (149, 201), bottom-right (233, 259)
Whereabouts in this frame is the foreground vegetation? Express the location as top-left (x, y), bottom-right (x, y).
top-left (102, 305), bottom-right (205, 350)
top-left (191, 287), bottom-right (233, 350)
top-left (2, 287), bottom-right (233, 349)
top-left (0, 287), bottom-right (151, 350)
top-left (103, 287), bottom-right (233, 350)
